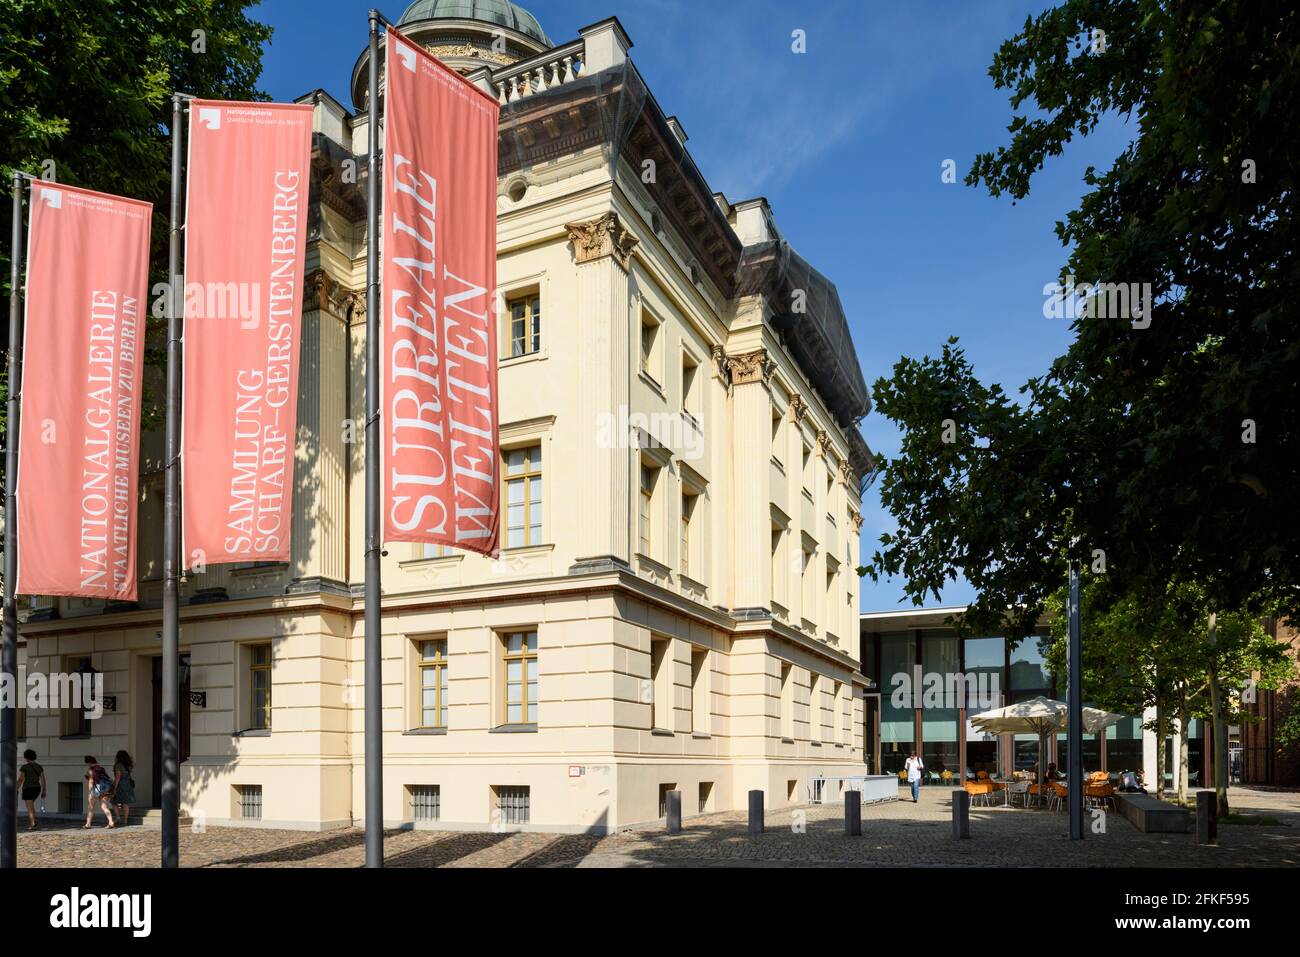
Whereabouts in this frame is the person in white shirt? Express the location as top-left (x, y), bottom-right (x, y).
top-left (905, 751), bottom-right (924, 802)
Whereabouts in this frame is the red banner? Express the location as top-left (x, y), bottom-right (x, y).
top-left (16, 181), bottom-right (151, 600)
top-left (382, 30), bottom-right (501, 556)
top-left (182, 99), bottom-right (313, 566)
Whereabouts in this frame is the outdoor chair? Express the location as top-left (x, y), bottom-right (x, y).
top-left (963, 779), bottom-right (995, 807)
top-left (1049, 782), bottom-right (1069, 811)
top-left (1007, 780), bottom-right (1031, 808)
top-left (1084, 782), bottom-right (1115, 810)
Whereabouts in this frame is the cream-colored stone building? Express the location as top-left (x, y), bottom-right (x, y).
top-left (15, 0), bottom-right (875, 833)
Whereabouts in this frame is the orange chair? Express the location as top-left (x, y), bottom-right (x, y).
top-left (963, 779), bottom-right (995, 807)
top-left (1049, 781), bottom-right (1069, 811)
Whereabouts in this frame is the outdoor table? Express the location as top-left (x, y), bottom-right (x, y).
top-left (990, 778), bottom-right (1012, 806)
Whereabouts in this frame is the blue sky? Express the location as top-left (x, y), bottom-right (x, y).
top-left (256, 0), bottom-right (1133, 612)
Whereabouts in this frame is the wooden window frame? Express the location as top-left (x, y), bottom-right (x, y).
top-left (249, 643), bottom-right (272, 731)
top-left (503, 444), bottom-right (544, 548)
top-left (501, 630), bottom-right (539, 726)
top-left (419, 638), bottom-right (448, 730)
top-left (508, 292), bottom-right (541, 358)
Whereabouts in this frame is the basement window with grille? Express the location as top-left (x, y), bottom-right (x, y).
top-left (236, 785), bottom-right (263, 821)
top-left (495, 785), bottom-right (530, 826)
top-left (410, 785), bottom-right (441, 823)
top-left (60, 782), bottom-right (83, 815)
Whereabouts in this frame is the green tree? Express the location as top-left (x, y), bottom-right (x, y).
top-left (867, 0), bottom-right (1300, 628)
top-left (0, 1), bottom-right (273, 549)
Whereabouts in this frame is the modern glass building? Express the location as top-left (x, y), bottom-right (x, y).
top-left (860, 608), bottom-right (1212, 786)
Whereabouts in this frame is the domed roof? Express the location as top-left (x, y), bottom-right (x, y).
top-left (397, 0), bottom-right (551, 46)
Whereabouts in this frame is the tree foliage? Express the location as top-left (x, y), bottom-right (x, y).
top-left (867, 0), bottom-right (1300, 631)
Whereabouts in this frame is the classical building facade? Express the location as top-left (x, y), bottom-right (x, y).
top-left (15, 0), bottom-right (875, 832)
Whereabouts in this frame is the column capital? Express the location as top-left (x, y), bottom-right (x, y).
top-left (725, 348), bottom-right (776, 387)
top-left (564, 211), bottom-right (639, 269)
top-left (303, 268), bottom-right (355, 318)
top-left (817, 428), bottom-right (833, 456)
top-left (789, 392), bottom-right (809, 422)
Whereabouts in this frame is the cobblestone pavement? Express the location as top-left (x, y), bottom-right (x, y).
top-left (15, 786), bottom-right (1298, 868)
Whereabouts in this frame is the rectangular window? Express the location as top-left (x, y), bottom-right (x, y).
top-left (771, 407), bottom-right (783, 466)
top-left (62, 655), bottom-right (91, 737)
top-left (410, 785), bottom-right (440, 822)
top-left (771, 526), bottom-right (785, 605)
top-left (508, 293), bottom-right (541, 357)
top-left (801, 442), bottom-right (813, 496)
top-left (680, 490), bottom-right (697, 576)
top-left (682, 351), bottom-right (700, 417)
top-left (832, 681), bottom-right (844, 744)
top-left (419, 639), bottom-right (448, 729)
top-left (504, 444), bottom-right (543, 548)
top-left (60, 782), bottom-right (83, 815)
top-left (801, 546), bottom-right (815, 622)
top-left (809, 672), bottom-right (822, 742)
top-left (658, 783), bottom-right (677, 818)
top-left (698, 781), bottom-right (714, 814)
top-left (236, 785), bottom-right (263, 820)
top-left (495, 785), bottom-right (530, 825)
top-left (639, 463), bottom-right (659, 557)
top-left (417, 543), bottom-right (455, 559)
top-left (690, 647), bottom-right (709, 734)
top-left (780, 662), bottom-right (794, 739)
top-left (640, 308), bottom-right (662, 381)
top-left (249, 643), bottom-right (272, 731)
top-left (502, 630), bottom-right (538, 725)
top-left (650, 636), bottom-right (671, 731)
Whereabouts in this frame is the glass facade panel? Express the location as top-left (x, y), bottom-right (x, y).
top-left (921, 632), bottom-right (958, 779)
top-left (1009, 635), bottom-right (1052, 692)
top-left (879, 632), bottom-right (915, 775)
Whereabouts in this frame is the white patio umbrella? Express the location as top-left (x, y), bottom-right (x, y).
top-left (969, 696), bottom-right (1125, 804)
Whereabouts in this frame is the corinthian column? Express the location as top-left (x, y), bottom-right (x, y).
top-left (566, 211), bottom-right (638, 572)
top-left (727, 347), bottom-right (776, 617)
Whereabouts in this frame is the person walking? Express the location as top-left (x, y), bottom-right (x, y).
top-left (15, 749), bottom-right (46, 831)
top-left (905, 751), bottom-right (925, 803)
top-left (83, 756), bottom-right (116, 829)
top-left (111, 750), bottom-right (136, 827)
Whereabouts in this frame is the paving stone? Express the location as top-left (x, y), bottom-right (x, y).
top-left (14, 786), bottom-right (1298, 868)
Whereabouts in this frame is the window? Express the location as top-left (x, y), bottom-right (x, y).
top-left (410, 785), bottom-right (440, 822)
top-left (504, 445), bottom-right (543, 548)
top-left (801, 442), bottom-right (813, 496)
top-left (801, 545), bottom-right (815, 622)
top-left (771, 525), bottom-right (785, 606)
top-left (658, 783), bottom-right (677, 818)
top-left (60, 782), bottom-right (83, 815)
top-left (495, 785), bottom-right (530, 825)
top-left (682, 351), bottom-right (700, 418)
top-left (640, 307), bottom-right (662, 381)
top-left (809, 672), bottom-right (822, 742)
top-left (690, 647), bottom-right (709, 735)
top-left (680, 490), bottom-right (698, 576)
top-left (650, 636), bottom-right (672, 731)
top-left (638, 463), bottom-right (659, 557)
top-left (698, 781), bottom-right (714, 814)
top-left (249, 643), bottom-right (272, 731)
top-left (417, 542), bottom-right (456, 560)
top-left (501, 630), bottom-right (538, 725)
top-left (508, 292), bottom-right (541, 357)
top-left (236, 785), bottom-right (263, 820)
top-left (419, 639), bottom-right (448, 729)
top-left (63, 656), bottom-right (91, 737)
top-left (780, 662), bottom-right (794, 739)
top-left (832, 681), bottom-right (844, 744)
top-left (771, 407), bottom-right (784, 466)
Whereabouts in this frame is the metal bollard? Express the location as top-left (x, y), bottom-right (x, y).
top-left (666, 789), bottom-right (682, 834)
top-left (952, 789), bottom-right (970, 839)
top-left (1196, 790), bottom-right (1217, 845)
top-left (748, 789), bottom-right (764, 835)
top-left (844, 790), bottom-right (862, 836)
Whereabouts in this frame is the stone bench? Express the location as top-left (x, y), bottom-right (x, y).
top-left (1115, 793), bottom-right (1191, 833)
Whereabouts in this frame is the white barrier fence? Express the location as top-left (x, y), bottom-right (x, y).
top-left (807, 775), bottom-right (898, 806)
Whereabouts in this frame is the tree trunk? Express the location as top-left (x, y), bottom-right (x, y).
top-left (1208, 612), bottom-right (1231, 816)
top-left (1178, 715), bottom-right (1190, 805)
top-left (1154, 708), bottom-right (1167, 799)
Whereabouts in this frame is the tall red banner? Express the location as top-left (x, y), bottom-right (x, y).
top-left (382, 30), bottom-right (501, 556)
top-left (182, 100), bottom-right (313, 566)
top-left (16, 182), bottom-right (151, 600)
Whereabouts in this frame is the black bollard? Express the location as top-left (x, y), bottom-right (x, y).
top-left (1196, 790), bottom-right (1217, 845)
top-left (666, 789), bottom-right (682, 834)
top-left (845, 790), bottom-right (862, 836)
top-left (748, 789), bottom-right (764, 835)
top-left (952, 789), bottom-right (970, 839)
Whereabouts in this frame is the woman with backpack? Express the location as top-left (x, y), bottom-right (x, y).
top-left (83, 756), bottom-right (116, 829)
top-left (111, 750), bottom-right (136, 826)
